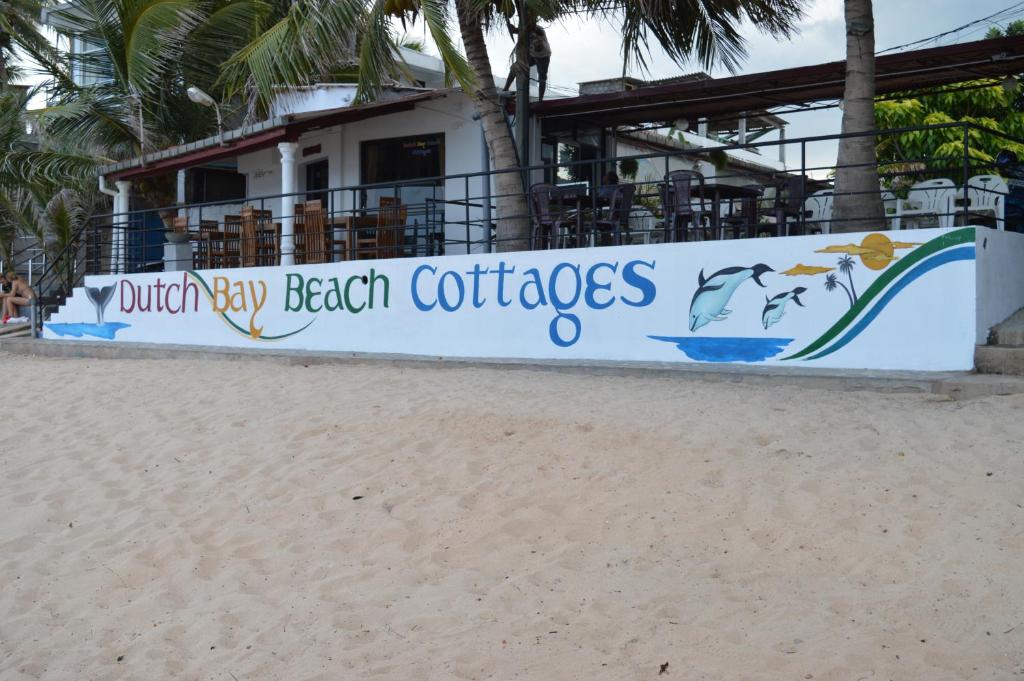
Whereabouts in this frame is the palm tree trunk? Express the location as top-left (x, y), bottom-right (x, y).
top-left (845, 270), bottom-right (858, 300)
top-left (836, 280), bottom-right (854, 307)
top-left (455, 0), bottom-right (530, 252)
top-left (832, 0), bottom-right (885, 233)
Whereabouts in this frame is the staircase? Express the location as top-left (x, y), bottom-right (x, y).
top-left (976, 308), bottom-right (1024, 376)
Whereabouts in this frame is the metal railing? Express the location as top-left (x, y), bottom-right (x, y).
top-left (15, 120), bottom-right (1024, 330)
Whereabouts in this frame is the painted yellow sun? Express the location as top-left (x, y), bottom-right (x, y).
top-left (859, 232), bottom-right (895, 271)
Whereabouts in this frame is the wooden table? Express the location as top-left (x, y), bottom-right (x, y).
top-left (690, 183), bottom-right (763, 239)
top-left (328, 215), bottom-right (381, 261)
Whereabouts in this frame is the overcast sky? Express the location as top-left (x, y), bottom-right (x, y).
top-left (447, 0), bottom-right (1024, 171)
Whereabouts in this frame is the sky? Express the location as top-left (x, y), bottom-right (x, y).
top-left (433, 0), bottom-right (1024, 172)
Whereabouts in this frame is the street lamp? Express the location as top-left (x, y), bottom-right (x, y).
top-left (187, 86), bottom-right (225, 146)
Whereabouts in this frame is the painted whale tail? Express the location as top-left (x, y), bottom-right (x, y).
top-left (792, 286), bottom-right (807, 307)
top-left (85, 284), bottom-right (116, 324)
top-left (750, 263), bottom-right (773, 287)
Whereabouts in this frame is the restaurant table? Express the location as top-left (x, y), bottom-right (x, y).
top-left (689, 183), bottom-right (763, 239)
top-left (328, 215), bottom-right (382, 260)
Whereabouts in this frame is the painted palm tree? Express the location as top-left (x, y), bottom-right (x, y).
top-left (224, 0), bottom-right (808, 251)
top-left (831, 0), bottom-right (885, 233)
top-left (824, 272), bottom-right (854, 308)
top-left (837, 254), bottom-right (858, 301)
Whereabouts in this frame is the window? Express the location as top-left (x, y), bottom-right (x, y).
top-left (360, 133), bottom-right (444, 207)
top-left (187, 167), bottom-right (247, 204)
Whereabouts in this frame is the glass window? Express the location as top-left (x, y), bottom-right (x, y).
top-left (360, 133), bottom-right (444, 207)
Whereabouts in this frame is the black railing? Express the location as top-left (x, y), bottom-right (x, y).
top-left (14, 120), bottom-right (1024, 331)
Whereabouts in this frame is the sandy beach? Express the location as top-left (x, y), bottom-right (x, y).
top-left (1, 354), bottom-right (1022, 680)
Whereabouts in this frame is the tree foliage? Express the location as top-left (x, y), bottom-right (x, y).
top-left (874, 23), bottom-right (1024, 182)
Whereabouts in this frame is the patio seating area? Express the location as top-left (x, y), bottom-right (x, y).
top-left (41, 120), bottom-right (1024, 279)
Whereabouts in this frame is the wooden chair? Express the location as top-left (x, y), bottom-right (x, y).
top-left (192, 219), bottom-right (219, 269)
top-left (358, 196), bottom-right (406, 259)
top-left (213, 214), bottom-right (241, 268)
top-left (240, 207), bottom-right (280, 267)
top-left (292, 203), bottom-right (306, 265)
top-left (302, 200), bottom-right (333, 264)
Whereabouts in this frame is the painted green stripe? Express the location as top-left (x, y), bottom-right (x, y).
top-left (187, 271), bottom-right (315, 342)
top-left (782, 228), bottom-right (975, 361)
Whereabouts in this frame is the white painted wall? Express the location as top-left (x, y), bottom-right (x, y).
top-left (46, 227), bottom-right (979, 371)
top-left (975, 228), bottom-right (1024, 344)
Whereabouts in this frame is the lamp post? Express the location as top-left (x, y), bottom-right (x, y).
top-left (187, 86), bottom-right (225, 146)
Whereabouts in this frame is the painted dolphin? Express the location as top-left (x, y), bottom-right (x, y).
top-left (84, 284), bottom-right (116, 325)
top-left (689, 264), bottom-right (773, 332)
top-left (762, 287), bottom-right (806, 329)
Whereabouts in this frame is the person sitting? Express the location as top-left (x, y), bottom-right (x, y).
top-left (1, 272), bottom-right (34, 323)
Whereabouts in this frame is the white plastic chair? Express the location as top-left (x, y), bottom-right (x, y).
top-left (880, 190), bottom-right (899, 229)
top-left (895, 178), bottom-right (956, 229)
top-left (628, 206), bottom-right (656, 244)
top-left (958, 174), bottom-right (1007, 229)
top-left (803, 190), bottom-right (833, 234)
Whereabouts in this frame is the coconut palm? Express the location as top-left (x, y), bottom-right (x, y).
top-left (226, 0), bottom-right (808, 251)
top-left (0, 0), bottom-right (64, 84)
top-left (831, 0), bottom-right (885, 233)
top-left (823, 271), bottom-right (854, 308)
top-left (39, 0), bottom-right (269, 212)
top-left (837, 254), bottom-right (857, 301)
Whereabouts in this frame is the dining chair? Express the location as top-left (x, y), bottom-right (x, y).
top-left (896, 178), bottom-right (956, 229)
top-left (959, 174), bottom-right (1008, 229)
top-left (240, 207), bottom-right (259, 268)
top-left (215, 214), bottom-right (242, 268)
top-left (292, 202), bottom-right (306, 265)
top-left (721, 186), bottom-right (765, 239)
top-left (529, 183), bottom-right (573, 249)
top-left (302, 200), bottom-right (334, 263)
top-left (194, 219), bottom-right (219, 269)
top-left (772, 175), bottom-right (807, 235)
top-left (662, 170), bottom-right (705, 242)
top-left (591, 183), bottom-right (636, 246)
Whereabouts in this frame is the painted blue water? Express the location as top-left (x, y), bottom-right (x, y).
top-left (47, 322), bottom-right (131, 340)
top-left (649, 336), bottom-right (794, 363)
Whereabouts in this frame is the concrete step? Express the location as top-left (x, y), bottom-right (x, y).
top-left (0, 322), bottom-right (32, 338)
top-left (976, 344), bottom-right (1024, 376)
top-left (991, 307), bottom-right (1024, 346)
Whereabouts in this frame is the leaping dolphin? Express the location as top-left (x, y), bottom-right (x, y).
top-left (84, 284), bottom-right (116, 325)
top-left (762, 287), bottom-right (806, 329)
top-left (689, 264), bottom-right (773, 332)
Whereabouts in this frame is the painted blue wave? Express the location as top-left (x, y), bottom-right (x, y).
top-left (47, 322), bottom-right (130, 340)
top-left (805, 245), bottom-right (976, 361)
top-left (650, 336), bottom-right (794, 362)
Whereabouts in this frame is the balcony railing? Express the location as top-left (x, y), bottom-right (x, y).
top-left (17, 121), bottom-right (1024, 316)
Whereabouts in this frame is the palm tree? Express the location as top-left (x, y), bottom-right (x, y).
top-left (824, 272), bottom-right (854, 308)
top-left (837, 254), bottom-right (857, 301)
top-left (831, 0), bottom-right (885, 233)
top-left (227, 0), bottom-right (807, 251)
top-left (39, 0), bottom-right (268, 214)
top-left (0, 0), bottom-right (63, 84)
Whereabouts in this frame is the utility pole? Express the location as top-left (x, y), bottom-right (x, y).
top-left (514, 0), bottom-right (530, 181)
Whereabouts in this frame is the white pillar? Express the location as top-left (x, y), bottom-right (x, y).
top-left (278, 141), bottom-right (298, 266)
top-left (113, 180), bottom-right (131, 274)
top-left (176, 169), bottom-right (187, 217)
top-left (697, 118), bottom-right (708, 139)
top-left (737, 114), bottom-right (747, 146)
top-left (778, 126), bottom-right (786, 165)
